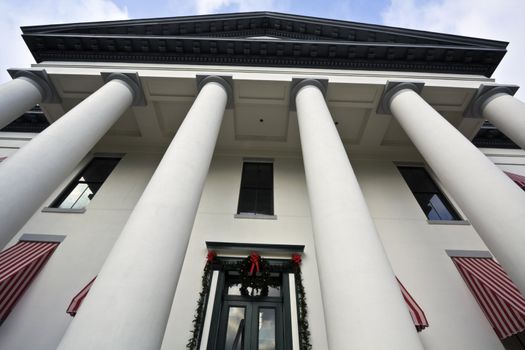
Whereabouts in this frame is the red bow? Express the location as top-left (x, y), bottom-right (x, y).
top-left (207, 250), bottom-right (217, 263)
top-left (249, 252), bottom-right (260, 275)
top-left (291, 253), bottom-right (302, 265)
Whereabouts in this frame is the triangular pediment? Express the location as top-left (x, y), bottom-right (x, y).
top-left (21, 12), bottom-right (507, 76)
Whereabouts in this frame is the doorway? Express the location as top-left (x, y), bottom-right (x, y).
top-left (208, 269), bottom-right (292, 350)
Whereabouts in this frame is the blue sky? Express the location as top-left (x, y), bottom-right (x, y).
top-left (0, 0), bottom-right (524, 98)
top-left (111, 0), bottom-right (389, 25)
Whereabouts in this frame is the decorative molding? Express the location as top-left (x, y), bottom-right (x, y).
top-left (445, 250), bottom-right (492, 258)
top-left (19, 233), bottom-right (65, 243)
top-left (20, 12), bottom-right (507, 77)
top-left (427, 219), bottom-right (470, 225)
top-left (377, 81), bottom-right (425, 115)
top-left (196, 75), bottom-right (234, 108)
top-left (206, 241), bottom-right (305, 255)
top-left (101, 72), bottom-right (146, 106)
top-left (7, 69), bottom-right (60, 104)
top-left (464, 84), bottom-right (520, 118)
top-left (290, 78), bottom-right (328, 111)
top-left (42, 207), bottom-right (86, 214)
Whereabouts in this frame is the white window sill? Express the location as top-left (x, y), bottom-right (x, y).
top-left (427, 219), bottom-right (470, 225)
top-left (42, 207), bottom-right (86, 214)
top-left (234, 213), bottom-right (277, 220)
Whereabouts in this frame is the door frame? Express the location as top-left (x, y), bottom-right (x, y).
top-left (207, 269), bottom-right (293, 350)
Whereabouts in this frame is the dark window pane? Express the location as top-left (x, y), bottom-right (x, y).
top-left (238, 162), bottom-right (273, 215)
top-left (81, 158), bottom-right (119, 182)
top-left (399, 166), bottom-right (460, 221)
top-left (256, 189), bottom-right (273, 215)
top-left (52, 157), bottom-right (120, 209)
top-left (398, 167), bottom-right (439, 193)
top-left (238, 189), bottom-right (257, 214)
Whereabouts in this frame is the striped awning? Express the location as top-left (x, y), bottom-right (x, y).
top-left (67, 277), bottom-right (96, 316)
top-left (397, 278), bottom-right (429, 331)
top-left (452, 257), bottom-right (525, 339)
top-left (0, 240), bottom-right (58, 321)
top-left (505, 171), bottom-right (525, 189)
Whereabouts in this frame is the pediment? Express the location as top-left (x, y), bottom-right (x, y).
top-left (21, 12), bottom-right (507, 76)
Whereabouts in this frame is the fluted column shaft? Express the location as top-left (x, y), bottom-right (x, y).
top-left (482, 93), bottom-right (525, 149)
top-left (389, 88), bottom-right (525, 292)
top-left (0, 77), bottom-right (44, 129)
top-left (57, 79), bottom-right (229, 350)
top-left (0, 78), bottom-right (135, 248)
top-left (295, 81), bottom-right (424, 350)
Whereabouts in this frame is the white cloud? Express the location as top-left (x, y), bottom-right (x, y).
top-left (0, 0), bottom-right (129, 84)
top-left (382, 0), bottom-right (525, 99)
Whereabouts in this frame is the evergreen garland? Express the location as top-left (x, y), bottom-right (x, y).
top-left (294, 268), bottom-right (312, 350)
top-left (186, 253), bottom-right (214, 349)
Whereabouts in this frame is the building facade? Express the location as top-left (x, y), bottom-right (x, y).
top-left (0, 12), bottom-right (524, 350)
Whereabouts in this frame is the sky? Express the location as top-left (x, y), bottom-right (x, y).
top-left (1, 0), bottom-right (524, 99)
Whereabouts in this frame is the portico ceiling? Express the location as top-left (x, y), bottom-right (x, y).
top-left (39, 69), bottom-right (485, 156)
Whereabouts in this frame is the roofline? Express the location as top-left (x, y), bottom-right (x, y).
top-left (21, 11), bottom-right (508, 49)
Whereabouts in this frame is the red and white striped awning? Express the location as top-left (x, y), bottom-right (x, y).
top-left (505, 171), bottom-right (525, 189)
top-left (66, 277), bottom-right (96, 316)
top-left (0, 241), bottom-right (58, 321)
top-left (452, 257), bottom-right (525, 339)
top-left (397, 278), bottom-right (429, 331)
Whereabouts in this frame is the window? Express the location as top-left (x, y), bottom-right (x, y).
top-left (0, 105), bottom-right (50, 133)
top-left (237, 162), bottom-right (273, 216)
top-left (51, 157), bottom-right (120, 210)
top-left (398, 166), bottom-right (461, 221)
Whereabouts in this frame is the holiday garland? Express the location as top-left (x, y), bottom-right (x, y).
top-left (186, 251), bottom-right (215, 349)
top-left (292, 255), bottom-right (312, 350)
top-left (187, 251), bottom-right (312, 350)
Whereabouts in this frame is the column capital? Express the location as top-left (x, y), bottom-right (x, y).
top-left (290, 78), bottom-right (328, 111)
top-left (465, 84), bottom-right (519, 118)
top-left (196, 75), bottom-right (233, 108)
top-left (377, 81), bottom-right (424, 115)
top-left (8, 68), bottom-right (60, 103)
top-left (101, 72), bottom-right (146, 106)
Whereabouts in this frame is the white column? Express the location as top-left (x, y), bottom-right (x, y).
top-left (294, 80), bottom-right (424, 350)
top-left (57, 77), bottom-right (230, 350)
top-left (0, 77), bottom-right (44, 129)
top-left (481, 93), bottom-right (525, 149)
top-left (386, 84), bottom-right (525, 292)
top-left (0, 75), bottom-right (137, 248)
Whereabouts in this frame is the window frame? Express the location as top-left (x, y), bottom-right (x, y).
top-left (236, 160), bottom-right (276, 219)
top-left (396, 164), bottom-right (466, 223)
top-left (45, 156), bottom-right (121, 213)
top-left (205, 259), bottom-right (295, 350)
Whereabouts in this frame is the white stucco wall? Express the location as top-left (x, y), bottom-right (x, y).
top-left (0, 140), bottom-right (520, 349)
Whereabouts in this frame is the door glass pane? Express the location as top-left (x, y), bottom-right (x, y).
top-left (225, 307), bottom-right (245, 350)
top-left (258, 308), bottom-right (276, 350)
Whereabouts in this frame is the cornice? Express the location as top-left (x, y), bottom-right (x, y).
top-left (21, 12), bottom-right (507, 77)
